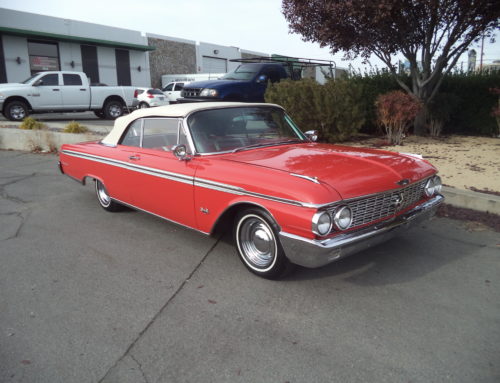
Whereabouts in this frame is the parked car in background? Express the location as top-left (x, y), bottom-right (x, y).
top-left (162, 82), bottom-right (188, 104)
top-left (135, 87), bottom-right (169, 108)
top-left (59, 102), bottom-right (443, 279)
top-left (0, 71), bottom-right (137, 120)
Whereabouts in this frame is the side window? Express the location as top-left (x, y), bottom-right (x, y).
top-left (142, 118), bottom-right (179, 150)
top-left (163, 83), bottom-right (173, 91)
top-left (174, 83), bottom-right (184, 91)
top-left (38, 74), bottom-right (59, 86)
top-left (120, 119), bottom-right (142, 147)
top-left (63, 74), bottom-right (83, 86)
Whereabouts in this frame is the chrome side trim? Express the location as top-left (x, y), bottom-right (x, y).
top-left (62, 150), bottom-right (193, 185)
top-left (290, 173), bottom-right (320, 184)
top-left (62, 149), bottom-right (309, 207)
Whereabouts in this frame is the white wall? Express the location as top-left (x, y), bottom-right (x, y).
top-left (96, 47), bottom-right (118, 86)
top-left (2, 35), bottom-right (30, 82)
top-left (196, 43), bottom-right (242, 73)
top-left (0, 8), bottom-right (146, 46)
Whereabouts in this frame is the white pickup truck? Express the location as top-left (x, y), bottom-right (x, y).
top-left (0, 71), bottom-right (138, 121)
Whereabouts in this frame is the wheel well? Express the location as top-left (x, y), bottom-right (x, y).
top-left (103, 95), bottom-right (125, 107)
top-left (3, 96), bottom-right (33, 113)
top-left (210, 202), bottom-right (280, 236)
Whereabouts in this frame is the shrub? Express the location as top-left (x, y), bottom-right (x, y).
top-left (63, 121), bottom-right (88, 133)
top-left (490, 87), bottom-right (500, 137)
top-left (19, 117), bottom-right (46, 130)
top-left (265, 78), bottom-right (365, 142)
top-left (375, 91), bottom-right (422, 145)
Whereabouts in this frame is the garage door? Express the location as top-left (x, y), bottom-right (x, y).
top-left (202, 56), bottom-right (227, 73)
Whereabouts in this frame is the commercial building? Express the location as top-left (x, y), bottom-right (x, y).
top-left (0, 8), bottom-right (269, 88)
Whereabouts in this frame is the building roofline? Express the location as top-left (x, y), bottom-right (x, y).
top-left (0, 26), bottom-right (155, 51)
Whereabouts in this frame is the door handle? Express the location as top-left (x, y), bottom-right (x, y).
top-left (52, 89), bottom-right (60, 91)
top-left (80, 88), bottom-right (87, 91)
top-left (129, 155), bottom-right (140, 160)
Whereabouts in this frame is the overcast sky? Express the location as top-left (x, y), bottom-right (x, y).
top-left (0, 0), bottom-right (498, 71)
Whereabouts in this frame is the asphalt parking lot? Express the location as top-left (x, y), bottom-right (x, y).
top-left (1, 150), bottom-right (499, 383)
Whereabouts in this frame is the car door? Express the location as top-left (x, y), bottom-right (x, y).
top-left (29, 73), bottom-right (63, 109)
top-left (61, 73), bottom-right (89, 109)
top-left (162, 82), bottom-right (183, 103)
top-left (123, 117), bottom-right (197, 227)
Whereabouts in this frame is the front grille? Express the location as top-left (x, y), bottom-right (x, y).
top-left (181, 88), bottom-right (202, 97)
top-left (326, 178), bottom-right (427, 231)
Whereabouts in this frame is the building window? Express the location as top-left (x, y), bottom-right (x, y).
top-left (28, 40), bottom-right (60, 75)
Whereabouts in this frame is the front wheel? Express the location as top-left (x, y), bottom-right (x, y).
top-left (234, 208), bottom-right (293, 279)
top-left (103, 100), bottom-right (124, 120)
top-left (95, 180), bottom-right (123, 212)
top-left (5, 100), bottom-right (29, 121)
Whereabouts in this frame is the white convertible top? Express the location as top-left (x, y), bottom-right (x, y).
top-left (101, 102), bottom-right (281, 146)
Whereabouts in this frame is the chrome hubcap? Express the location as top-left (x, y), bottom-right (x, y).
top-left (108, 104), bottom-right (122, 118)
top-left (238, 216), bottom-right (276, 269)
top-left (96, 181), bottom-right (110, 206)
top-left (11, 105), bottom-right (26, 120)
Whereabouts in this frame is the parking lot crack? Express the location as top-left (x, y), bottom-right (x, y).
top-left (129, 353), bottom-right (149, 383)
top-left (0, 172), bottom-right (37, 204)
top-left (98, 236), bottom-right (221, 383)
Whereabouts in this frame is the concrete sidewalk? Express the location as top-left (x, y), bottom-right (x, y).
top-left (1, 120), bottom-right (499, 215)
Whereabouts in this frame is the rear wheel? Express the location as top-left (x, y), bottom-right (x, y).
top-left (5, 100), bottom-right (29, 121)
top-left (234, 208), bottom-right (293, 279)
top-left (103, 100), bottom-right (124, 120)
top-left (139, 102), bottom-right (150, 109)
top-left (95, 180), bottom-right (123, 212)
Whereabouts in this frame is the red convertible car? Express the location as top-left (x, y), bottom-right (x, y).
top-left (59, 102), bottom-right (443, 279)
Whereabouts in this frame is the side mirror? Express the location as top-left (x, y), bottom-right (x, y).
top-left (172, 144), bottom-right (191, 161)
top-left (33, 79), bottom-right (42, 87)
top-left (305, 130), bottom-right (318, 142)
top-left (256, 74), bottom-right (268, 83)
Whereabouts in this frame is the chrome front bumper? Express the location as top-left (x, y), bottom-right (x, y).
top-left (279, 194), bottom-right (444, 268)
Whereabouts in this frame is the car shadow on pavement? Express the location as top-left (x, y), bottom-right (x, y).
top-left (282, 221), bottom-right (475, 285)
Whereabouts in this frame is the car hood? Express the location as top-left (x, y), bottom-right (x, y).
top-left (220, 143), bottom-right (436, 199)
top-left (0, 83), bottom-right (30, 90)
top-left (184, 79), bottom-right (249, 89)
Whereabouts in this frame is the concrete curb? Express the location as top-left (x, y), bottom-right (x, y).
top-left (441, 186), bottom-right (500, 215)
top-left (0, 126), bottom-right (102, 152)
top-left (1, 125), bottom-right (499, 215)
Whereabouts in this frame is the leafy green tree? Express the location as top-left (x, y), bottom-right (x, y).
top-left (282, 0), bottom-right (500, 134)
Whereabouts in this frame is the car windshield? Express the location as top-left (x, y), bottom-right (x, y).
top-left (220, 64), bottom-right (259, 81)
top-left (21, 74), bottom-right (40, 84)
top-left (187, 106), bottom-right (306, 154)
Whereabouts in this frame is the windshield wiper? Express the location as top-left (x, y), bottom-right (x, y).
top-left (232, 139), bottom-right (304, 153)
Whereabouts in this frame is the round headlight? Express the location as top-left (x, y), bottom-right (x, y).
top-left (424, 178), bottom-right (436, 197)
top-left (433, 175), bottom-right (442, 194)
top-left (334, 206), bottom-right (352, 230)
top-left (312, 211), bottom-right (332, 236)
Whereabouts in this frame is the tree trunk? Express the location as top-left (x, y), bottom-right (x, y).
top-left (413, 106), bottom-right (428, 136)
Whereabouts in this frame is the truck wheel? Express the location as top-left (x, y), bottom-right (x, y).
top-left (94, 110), bottom-right (105, 119)
top-left (103, 100), bottom-right (124, 120)
top-left (5, 100), bottom-right (29, 121)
